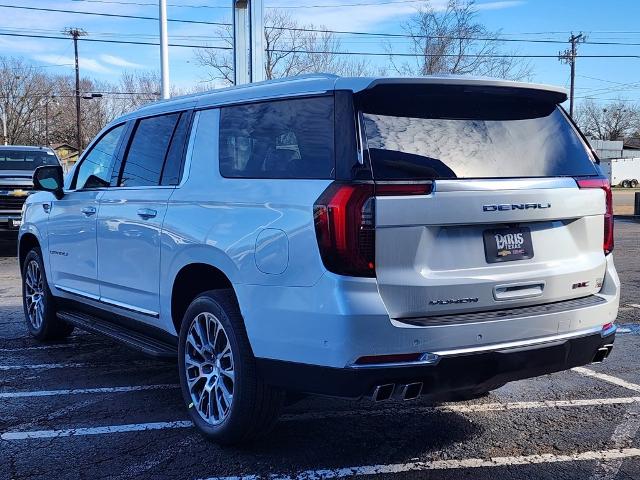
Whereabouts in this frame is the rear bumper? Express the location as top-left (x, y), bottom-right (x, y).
top-left (257, 328), bottom-right (615, 399)
top-left (238, 254), bottom-right (619, 368)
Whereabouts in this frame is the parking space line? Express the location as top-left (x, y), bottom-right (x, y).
top-left (0, 360), bottom-right (168, 371)
top-left (572, 367), bottom-right (640, 393)
top-left (200, 448), bottom-right (640, 480)
top-left (0, 384), bottom-right (179, 399)
top-left (590, 402), bottom-right (640, 480)
top-left (283, 397), bottom-right (640, 422)
top-left (4, 396), bottom-right (639, 440)
top-left (1, 421), bottom-right (193, 440)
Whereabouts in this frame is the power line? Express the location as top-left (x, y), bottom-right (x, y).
top-left (4, 4), bottom-right (640, 46)
top-left (2, 31), bottom-right (640, 59)
top-left (71, 0), bottom-right (229, 9)
top-left (0, 32), bottom-right (231, 50)
top-left (0, 4), bottom-right (227, 26)
top-left (574, 97), bottom-right (639, 102)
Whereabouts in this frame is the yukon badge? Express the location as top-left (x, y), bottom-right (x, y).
top-left (429, 298), bottom-right (479, 305)
top-left (483, 203), bottom-right (551, 212)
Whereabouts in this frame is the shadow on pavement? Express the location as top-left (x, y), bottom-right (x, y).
top-left (0, 235), bottom-right (17, 257)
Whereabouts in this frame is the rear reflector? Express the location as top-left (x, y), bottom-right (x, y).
top-left (576, 177), bottom-right (614, 255)
top-left (355, 353), bottom-right (423, 365)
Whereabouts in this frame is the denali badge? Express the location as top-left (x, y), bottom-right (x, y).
top-left (429, 298), bottom-right (479, 305)
top-left (483, 203), bottom-right (551, 212)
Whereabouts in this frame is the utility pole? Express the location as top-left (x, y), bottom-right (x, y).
top-left (159, 0), bottom-right (170, 99)
top-left (558, 32), bottom-right (585, 118)
top-left (44, 101), bottom-right (48, 146)
top-left (64, 27), bottom-right (87, 151)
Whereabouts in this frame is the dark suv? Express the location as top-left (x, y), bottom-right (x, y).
top-left (0, 146), bottom-right (60, 235)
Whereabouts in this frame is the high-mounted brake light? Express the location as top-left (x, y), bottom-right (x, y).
top-left (576, 177), bottom-right (614, 255)
top-left (313, 182), bottom-right (432, 277)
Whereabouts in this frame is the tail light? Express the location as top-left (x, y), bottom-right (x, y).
top-left (313, 182), bottom-right (431, 277)
top-left (576, 177), bottom-right (614, 255)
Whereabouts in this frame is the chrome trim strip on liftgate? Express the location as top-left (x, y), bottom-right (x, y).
top-left (434, 177), bottom-right (579, 192)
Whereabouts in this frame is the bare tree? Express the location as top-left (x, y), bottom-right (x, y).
top-left (576, 99), bottom-right (640, 141)
top-left (112, 71), bottom-right (162, 115)
top-left (388, 0), bottom-right (531, 80)
top-left (195, 9), bottom-right (371, 85)
top-left (0, 57), bottom-right (55, 145)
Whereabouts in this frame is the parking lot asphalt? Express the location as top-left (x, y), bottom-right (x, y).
top-left (613, 190), bottom-right (640, 216)
top-left (1, 223), bottom-right (640, 480)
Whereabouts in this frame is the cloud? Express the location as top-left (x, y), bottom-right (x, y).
top-left (475, 1), bottom-right (526, 11)
top-left (33, 54), bottom-right (114, 74)
top-left (284, 3), bottom-right (419, 32)
top-left (277, 0), bottom-right (524, 32)
top-left (99, 54), bottom-right (144, 68)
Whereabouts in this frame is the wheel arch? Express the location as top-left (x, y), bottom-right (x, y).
top-left (170, 262), bottom-right (237, 336)
top-left (18, 232), bottom-right (41, 272)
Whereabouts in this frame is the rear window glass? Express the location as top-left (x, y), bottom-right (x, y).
top-left (0, 149), bottom-right (58, 170)
top-left (361, 91), bottom-right (598, 180)
top-left (219, 96), bottom-right (334, 179)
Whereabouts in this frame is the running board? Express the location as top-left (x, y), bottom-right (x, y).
top-left (57, 310), bottom-right (177, 358)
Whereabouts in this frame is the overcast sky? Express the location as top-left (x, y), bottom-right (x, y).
top-left (1, 0), bottom-right (639, 103)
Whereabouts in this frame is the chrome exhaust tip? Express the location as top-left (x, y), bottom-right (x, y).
top-left (604, 343), bottom-right (614, 358)
top-left (372, 384), bottom-right (395, 402)
top-left (593, 345), bottom-right (613, 363)
top-left (399, 382), bottom-right (423, 401)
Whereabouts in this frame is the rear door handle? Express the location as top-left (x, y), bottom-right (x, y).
top-left (81, 206), bottom-right (96, 217)
top-left (137, 208), bottom-right (157, 219)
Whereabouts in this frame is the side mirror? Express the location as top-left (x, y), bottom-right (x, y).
top-left (33, 165), bottom-right (64, 200)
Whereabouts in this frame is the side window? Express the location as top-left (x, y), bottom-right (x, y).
top-left (74, 124), bottom-right (125, 190)
top-left (119, 113), bottom-right (179, 187)
top-left (160, 112), bottom-right (191, 186)
top-left (219, 96), bottom-right (334, 179)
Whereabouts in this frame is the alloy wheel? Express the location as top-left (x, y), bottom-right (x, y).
top-left (24, 259), bottom-right (45, 330)
top-left (184, 312), bottom-right (235, 426)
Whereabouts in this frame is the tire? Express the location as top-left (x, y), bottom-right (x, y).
top-left (622, 179), bottom-right (631, 188)
top-left (177, 289), bottom-right (284, 444)
top-left (632, 179), bottom-right (639, 188)
top-left (22, 248), bottom-right (74, 341)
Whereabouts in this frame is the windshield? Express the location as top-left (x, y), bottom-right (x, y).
top-left (360, 88), bottom-right (599, 180)
top-left (0, 149), bottom-right (59, 171)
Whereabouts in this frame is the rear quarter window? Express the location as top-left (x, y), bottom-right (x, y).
top-left (218, 96), bottom-right (335, 179)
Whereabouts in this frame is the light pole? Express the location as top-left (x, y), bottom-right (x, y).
top-left (159, 0), bottom-right (170, 99)
top-left (1, 107), bottom-right (6, 146)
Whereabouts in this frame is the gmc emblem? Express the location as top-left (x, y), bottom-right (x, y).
top-left (483, 203), bottom-right (551, 212)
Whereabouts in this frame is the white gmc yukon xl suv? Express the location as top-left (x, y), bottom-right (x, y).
top-left (19, 75), bottom-right (620, 444)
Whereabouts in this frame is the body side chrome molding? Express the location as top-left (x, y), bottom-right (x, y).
top-left (54, 285), bottom-right (159, 318)
top-left (54, 284), bottom-right (100, 301)
top-left (99, 297), bottom-right (159, 318)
